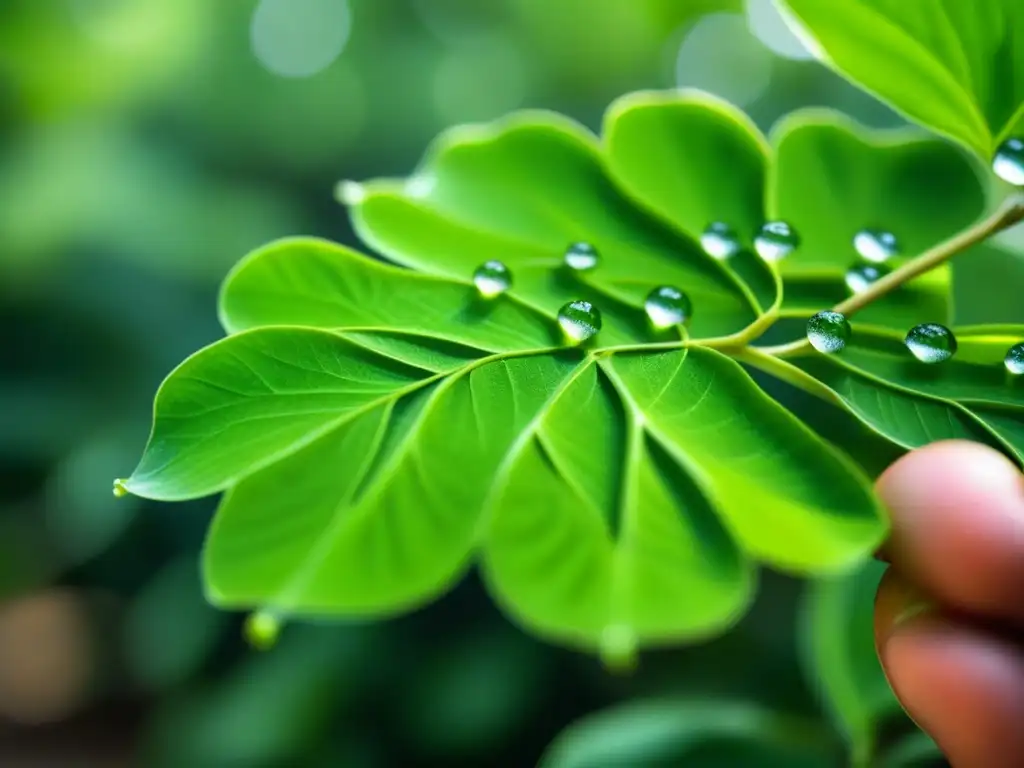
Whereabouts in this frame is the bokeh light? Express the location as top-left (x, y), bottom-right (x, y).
top-left (250, 0), bottom-right (351, 78)
top-left (746, 0), bottom-right (814, 61)
top-left (674, 12), bottom-right (775, 108)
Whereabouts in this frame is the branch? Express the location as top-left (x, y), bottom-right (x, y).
top-left (759, 193), bottom-right (1024, 358)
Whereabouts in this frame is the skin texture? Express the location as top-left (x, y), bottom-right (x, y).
top-left (874, 440), bottom-right (1024, 768)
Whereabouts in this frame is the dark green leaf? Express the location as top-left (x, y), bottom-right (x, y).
top-left (538, 698), bottom-right (835, 768)
top-left (778, 0), bottom-right (1024, 158)
top-left (801, 559), bottom-right (903, 762)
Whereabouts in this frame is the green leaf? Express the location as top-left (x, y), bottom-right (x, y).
top-left (800, 559), bottom-right (904, 762)
top-left (124, 95), bottom-right (903, 651)
top-left (346, 110), bottom-right (763, 341)
top-left (770, 110), bottom-right (985, 328)
top-left (878, 731), bottom-right (945, 768)
top-left (777, 0), bottom-right (1024, 158)
top-left (538, 698), bottom-right (835, 768)
top-left (791, 324), bottom-right (1024, 463)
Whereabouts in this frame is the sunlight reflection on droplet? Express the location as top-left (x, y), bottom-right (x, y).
top-left (335, 180), bottom-right (366, 206)
top-left (674, 13), bottom-right (774, 107)
top-left (251, 0), bottom-right (351, 78)
top-left (746, 0), bottom-right (814, 60)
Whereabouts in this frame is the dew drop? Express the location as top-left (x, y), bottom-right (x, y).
top-left (557, 300), bottom-right (602, 343)
top-left (853, 229), bottom-right (899, 263)
top-left (993, 137), bottom-right (1024, 186)
top-left (564, 242), bottom-right (600, 271)
top-left (472, 260), bottom-right (512, 298)
top-left (806, 311), bottom-right (851, 354)
top-left (700, 221), bottom-right (741, 259)
top-left (644, 285), bottom-right (692, 329)
top-left (1005, 342), bottom-right (1024, 375)
top-left (112, 478), bottom-right (129, 498)
top-left (244, 611), bottom-right (281, 651)
top-left (600, 624), bottom-right (638, 675)
top-left (905, 323), bottom-right (957, 364)
top-left (845, 262), bottom-right (891, 294)
top-left (754, 221), bottom-right (799, 261)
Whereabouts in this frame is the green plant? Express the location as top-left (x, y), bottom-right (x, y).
top-left (118, 0), bottom-right (1023, 677)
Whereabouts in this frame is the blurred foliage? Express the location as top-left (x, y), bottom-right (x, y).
top-left (0, 0), bottom-right (1017, 764)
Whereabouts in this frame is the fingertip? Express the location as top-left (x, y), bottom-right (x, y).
top-left (875, 440), bottom-right (1024, 626)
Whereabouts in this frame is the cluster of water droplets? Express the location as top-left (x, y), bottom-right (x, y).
top-left (470, 240), bottom-right (697, 345)
top-left (845, 228), bottom-right (898, 294)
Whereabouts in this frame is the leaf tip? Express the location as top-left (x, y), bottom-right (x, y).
top-left (112, 478), bottom-right (131, 499)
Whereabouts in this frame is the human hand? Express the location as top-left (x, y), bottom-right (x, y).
top-left (874, 440), bottom-right (1024, 767)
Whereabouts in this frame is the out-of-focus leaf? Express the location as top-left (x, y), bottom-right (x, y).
top-left (122, 555), bottom-right (227, 691)
top-left (778, 0), bottom-right (1024, 159)
top-left (539, 698), bottom-right (835, 768)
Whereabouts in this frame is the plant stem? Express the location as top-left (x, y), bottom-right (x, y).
top-left (757, 193), bottom-right (1024, 357)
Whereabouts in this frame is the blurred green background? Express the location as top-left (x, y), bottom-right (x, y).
top-left (1, 1), bottom-right (1021, 765)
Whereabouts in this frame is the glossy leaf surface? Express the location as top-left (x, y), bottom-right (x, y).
top-left (778, 0), bottom-right (1024, 158)
top-left (793, 324), bottom-right (1024, 464)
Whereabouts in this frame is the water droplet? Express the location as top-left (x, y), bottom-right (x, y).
top-left (700, 221), bottom-right (741, 259)
top-left (1005, 342), bottom-right (1024, 375)
top-left (644, 286), bottom-right (692, 329)
top-left (472, 260), bottom-right (512, 298)
top-left (557, 300), bottom-right (602, 343)
top-left (244, 611), bottom-right (281, 651)
top-left (564, 242), bottom-right (600, 271)
top-left (853, 229), bottom-right (899, 263)
top-left (905, 323), bottom-right (957, 364)
top-left (600, 624), bottom-right (638, 675)
top-left (112, 479), bottom-right (129, 498)
top-left (754, 221), bottom-right (799, 261)
top-left (805, 311), bottom-right (851, 354)
top-left (845, 262), bottom-right (892, 294)
top-left (993, 137), bottom-right (1024, 186)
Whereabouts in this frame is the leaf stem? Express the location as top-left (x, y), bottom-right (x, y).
top-left (757, 193), bottom-right (1024, 358)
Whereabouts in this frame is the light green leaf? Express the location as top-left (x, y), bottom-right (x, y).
top-left (790, 324), bottom-right (1024, 463)
top-left (538, 699), bottom-right (834, 768)
top-left (603, 90), bottom-right (780, 315)
top-left (346, 111), bottom-right (762, 340)
top-left (777, 0), bottom-right (1024, 158)
top-left (878, 731), bottom-right (945, 768)
top-left (770, 110), bottom-right (985, 328)
top-left (801, 558), bottom-right (903, 762)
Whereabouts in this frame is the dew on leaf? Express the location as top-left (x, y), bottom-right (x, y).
top-left (844, 262), bottom-right (891, 294)
top-left (754, 221), bottom-right (799, 261)
top-left (853, 229), bottom-right (899, 263)
top-left (112, 478), bottom-right (129, 498)
top-left (599, 624), bottom-right (638, 675)
top-left (806, 311), bottom-right (851, 354)
top-left (472, 260), bottom-right (512, 298)
top-left (993, 137), bottom-right (1024, 186)
top-left (644, 285), bottom-right (692, 329)
top-left (563, 242), bottom-right (600, 271)
top-left (244, 611), bottom-right (281, 651)
top-left (700, 221), bottom-right (741, 259)
top-left (905, 323), bottom-right (957, 364)
top-left (557, 300), bottom-right (602, 343)
top-left (1005, 342), bottom-right (1024, 375)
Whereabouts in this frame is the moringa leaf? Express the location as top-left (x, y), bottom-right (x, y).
top-left (800, 558), bottom-right (903, 763)
top-left (770, 110), bottom-right (985, 329)
top-left (538, 698), bottom-right (835, 768)
top-left (123, 92), bottom-right (991, 652)
top-left (789, 324), bottom-right (1024, 463)
top-left (776, 0), bottom-right (1024, 159)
